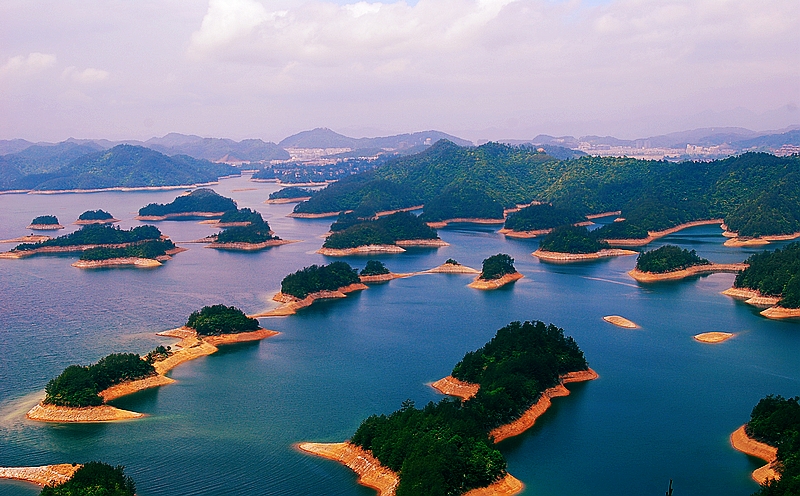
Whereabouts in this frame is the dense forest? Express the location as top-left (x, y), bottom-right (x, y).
top-left (539, 225), bottom-right (609, 254)
top-left (268, 187), bottom-right (316, 200)
top-left (40, 462), bottom-right (136, 496)
top-left (503, 204), bottom-right (584, 231)
top-left (30, 215), bottom-right (60, 225)
top-left (138, 188), bottom-right (237, 217)
top-left (218, 207), bottom-right (264, 225)
top-left (13, 224), bottom-right (163, 252)
top-left (44, 353), bottom-right (157, 407)
top-left (360, 260), bottom-right (390, 276)
top-left (351, 320), bottom-right (589, 495)
top-left (745, 395), bottom-right (800, 496)
top-left (78, 209), bottom-right (114, 221)
top-left (323, 211), bottom-right (439, 249)
top-left (635, 245), bottom-right (711, 273)
top-left (734, 243), bottom-right (800, 308)
top-left (185, 304), bottom-right (260, 336)
top-left (0, 144), bottom-right (237, 192)
top-left (290, 141), bottom-right (800, 238)
top-left (79, 239), bottom-right (176, 261)
top-left (592, 220), bottom-right (649, 240)
top-left (479, 254), bottom-right (517, 280)
top-left (280, 262), bottom-right (361, 298)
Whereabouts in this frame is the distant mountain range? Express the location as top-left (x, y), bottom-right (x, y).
top-left (277, 128), bottom-right (473, 149)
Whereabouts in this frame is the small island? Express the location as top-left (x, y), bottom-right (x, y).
top-left (136, 188), bottom-right (238, 220)
top-left (1, 224), bottom-right (168, 259)
top-left (206, 209), bottom-right (297, 251)
top-left (301, 320), bottom-right (594, 496)
top-left (425, 258), bottom-right (481, 274)
top-left (532, 225), bottom-right (637, 262)
top-left (603, 315), bottom-right (638, 328)
top-left (0, 462), bottom-right (135, 495)
top-left (254, 262), bottom-right (368, 316)
top-left (27, 305), bottom-right (276, 422)
top-left (319, 211), bottom-right (448, 256)
top-left (358, 260), bottom-right (412, 283)
top-left (499, 204), bottom-right (586, 238)
top-left (212, 207), bottom-right (264, 227)
top-left (693, 332), bottom-right (734, 343)
top-left (71, 239), bottom-right (185, 268)
top-left (468, 253), bottom-right (523, 289)
top-left (74, 209), bottom-right (119, 225)
top-left (627, 245), bottom-right (747, 282)
top-left (265, 187), bottom-right (315, 204)
top-left (723, 243), bottom-right (800, 319)
top-left (26, 215), bottom-right (64, 230)
top-left (731, 395), bottom-right (799, 490)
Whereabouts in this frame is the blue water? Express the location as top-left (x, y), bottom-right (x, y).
top-left (0, 176), bottom-right (798, 496)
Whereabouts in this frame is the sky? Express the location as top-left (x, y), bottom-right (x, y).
top-left (1, 0), bottom-right (798, 144)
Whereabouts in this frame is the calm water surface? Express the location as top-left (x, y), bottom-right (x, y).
top-left (0, 176), bottom-right (797, 496)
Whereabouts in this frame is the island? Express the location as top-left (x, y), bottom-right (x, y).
top-left (499, 204), bottom-right (586, 238)
top-left (253, 262), bottom-right (368, 317)
top-left (206, 210), bottom-right (298, 251)
top-left (731, 394), bottom-right (799, 490)
top-left (74, 209), bottom-right (119, 225)
top-left (425, 258), bottom-right (481, 274)
top-left (722, 243), bottom-right (800, 319)
top-left (419, 184), bottom-right (506, 227)
top-left (212, 207), bottom-right (264, 227)
top-left (72, 239), bottom-right (186, 269)
top-left (27, 305), bottom-right (277, 422)
top-left (265, 187), bottom-right (315, 204)
top-left (627, 245), bottom-right (746, 282)
top-left (301, 320), bottom-right (594, 496)
top-left (1, 224), bottom-right (167, 259)
top-left (136, 188), bottom-right (237, 220)
top-left (532, 225), bottom-right (637, 262)
top-left (318, 211), bottom-right (448, 256)
top-left (591, 220), bottom-right (651, 246)
top-left (358, 260), bottom-right (412, 283)
top-left (693, 332), bottom-right (734, 343)
top-left (468, 253), bottom-right (523, 289)
top-left (26, 215), bottom-right (64, 230)
top-left (0, 462), bottom-right (135, 495)
top-left (602, 315), bottom-right (638, 328)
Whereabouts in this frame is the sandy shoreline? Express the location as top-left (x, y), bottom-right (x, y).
top-left (720, 287), bottom-right (798, 318)
top-left (498, 227), bottom-right (552, 238)
top-left (252, 283), bottom-right (369, 317)
top-left (532, 248), bottom-right (637, 262)
top-left (602, 219), bottom-right (724, 246)
top-left (0, 241), bottom-right (162, 259)
top-left (71, 257), bottom-right (163, 269)
top-left (0, 235), bottom-right (51, 244)
top-left (359, 273), bottom-right (414, 283)
top-left (317, 245), bottom-right (406, 256)
top-left (5, 182), bottom-right (222, 196)
top-left (603, 315), bottom-right (638, 328)
top-left (26, 403), bottom-right (146, 422)
top-left (468, 272), bottom-right (523, 290)
top-left (26, 224), bottom-right (64, 230)
top-left (425, 218), bottom-right (506, 229)
top-left (135, 211), bottom-right (229, 221)
top-left (693, 332), bottom-right (735, 343)
top-left (627, 263), bottom-right (747, 282)
top-left (264, 197), bottom-right (312, 204)
top-left (288, 210), bottom-right (350, 219)
top-left (760, 306), bottom-right (800, 319)
top-left (723, 231), bottom-right (800, 247)
top-left (74, 218), bottom-right (120, 225)
top-left (0, 464), bottom-right (80, 486)
top-left (730, 425), bottom-right (779, 484)
top-left (206, 239), bottom-right (299, 251)
top-left (424, 263), bottom-right (481, 274)
top-left (394, 238), bottom-right (449, 247)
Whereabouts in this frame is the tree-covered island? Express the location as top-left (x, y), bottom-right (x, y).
top-left (267, 187), bottom-right (315, 202)
top-left (76, 209), bottom-right (116, 224)
top-left (360, 260), bottom-right (390, 277)
top-left (468, 254), bottom-right (522, 290)
top-left (27, 215), bottom-right (63, 229)
top-left (8, 224), bottom-right (166, 258)
top-left (339, 320), bottom-right (591, 496)
top-left (635, 245), bottom-right (711, 273)
top-left (217, 207), bottom-right (264, 226)
top-left (185, 304), bottom-right (260, 336)
top-left (733, 243), bottom-right (800, 310)
top-left (502, 204), bottom-right (585, 233)
top-left (279, 262), bottom-right (362, 299)
top-left (322, 211), bottom-right (442, 251)
top-left (39, 462), bottom-right (136, 496)
top-left (539, 225), bottom-right (609, 254)
top-left (137, 188), bottom-right (237, 219)
top-left (78, 239), bottom-right (178, 263)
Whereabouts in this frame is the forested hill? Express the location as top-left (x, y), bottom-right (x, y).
top-left (293, 141), bottom-right (800, 237)
top-left (0, 144), bottom-right (238, 191)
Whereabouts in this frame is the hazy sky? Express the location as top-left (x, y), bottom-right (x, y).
top-left (1, 0), bottom-right (798, 143)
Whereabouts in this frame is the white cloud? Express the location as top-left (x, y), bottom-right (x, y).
top-left (189, 0), bottom-right (275, 53)
top-left (0, 52), bottom-right (56, 77)
top-left (62, 66), bottom-right (110, 83)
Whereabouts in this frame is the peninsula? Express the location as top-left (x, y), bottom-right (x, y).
top-left (468, 253), bottom-right (523, 290)
top-left (597, 219), bottom-right (724, 247)
top-left (0, 462), bottom-right (136, 496)
top-left (1, 224), bottom-right (167, 259)
top-left (253, 262), bottom-right (368, 317)
top-left (723, 243), bottom-right (800, 319)
top-left (71, 239), bottom-right (186, 268)
top-left (74, 209), bottom-right (119, 225)
top-left (265, 187), bottom-right (315, 204)
top-left (358, 260), bottom-right (413, 283)
top-left (136, 188), bottom-right (237, 220)
top-left (27, 305), bottom-right (276, 422)
top-left (300, 320), bottom-right (592, 496)
top-left (206, 209), bottom-right (298, 251)
top-left (319, 211), bottom-right (447, 256)
top-left (532, 225), bottom-right (636, 262)
top-left (500, 204), bottom-right (586, 238)
top-left (26, 215), bottom-right (64, 230)
top-left (627, 245), bottom-right (746, 282)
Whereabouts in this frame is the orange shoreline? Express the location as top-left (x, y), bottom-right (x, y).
top-left (532, 248), bottom-right (637, 262)
top-left (426, 218), bottom-right (506, 229)
top-left (206, 239), bottom-right (299, 251)
top-left (0, 464), bottom-right (80, 487)
top-left (730, 425), bottom-right (779, 484)
top-left (721, 287), bottom-right (800, 319)
top-left (251, 283), bottom-right (369, 317)
top-left (627, 263), bottom-right (747, 283)
top-left (468, 272), bottom-right (523, 290)
top-left (602, 219), bottom-right (724, 247)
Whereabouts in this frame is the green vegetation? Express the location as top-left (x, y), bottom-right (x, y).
top-left (351, 320), bottom-right (589, 495)
top-left (144, 345), bottom-right (172, 364)
top-left (745, 395), bottom-right (800, 496)
top-left (185, 304), bottom-right (260, 336)
top-left (13, 224), bottom-right (162, 252)
top-left (479, 254), bottom-right (517, 280)
top-left (293, 142), bottom-right (800, 238)
top-left (218, 208), bottom-right (264, 224)
top-left (445, 258), bottom-right (460, 265)
top-left (360, 260), bottom-right (390, 276)
top-left (539, 225), bottom-right (609, 254)
top-left (268, 187), bottom-right (315, 200)
top-left (735, 243), bottom-right (800, 308)
top-left (635, 245), bottom-right (711, 273)
top-left (592, 220), bottom-right (649, 240)
top-left (138, 188), bottom-right (237, 217)
top-left (44, 353), bottom-right (157, 407)
top-left (79, 239), bottom-right (176, 261)
top-left (215, 223), bottom-right (277, 244)
top-left (323, 212), bottom-right (439, 249)
top-left (503, 204), bottom-right (584, 231)
top-left (280, 262), bottom-right (361, 299)
top-left (30, 215), bottom-right (60, 225)
top-left (78, 209), bottom-right (114, 221)
top-left (40, 462), bottom-right (136, 496)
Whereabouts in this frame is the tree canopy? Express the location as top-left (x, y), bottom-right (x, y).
top-left (13, 224), bottom-right (163, 252)
top-left (479, 254), bottom-right (517, 280)
top-left (40, 462), bottom-right (136, 496)
top-left (746, 395), bottom-right (800, 496)
top-left (635, 245), bottom-right (711, 273)
top-left (79, 239), bottom-right (176, 261)
top-left (138, 188), bottom-right (237, 217)
top-left (185, 304), bottom-right (260, 336)
top-left (735, 243), bottom-right (800, 308)
top-left (539, 225), bottom-right (609, 254)
top-left (323, 211), bottom-right (438, 249)
top-left (268, 187), bottom-right (315, 200)
top-left (280, 262), bottom-right (361, 299)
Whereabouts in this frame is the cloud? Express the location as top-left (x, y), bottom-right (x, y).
top-left (62, 66), bottom-right (110, 83)
top-left (0, 52), bottom-right (56, 77)
top-left (189, 0), bottom-right (276, 53)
